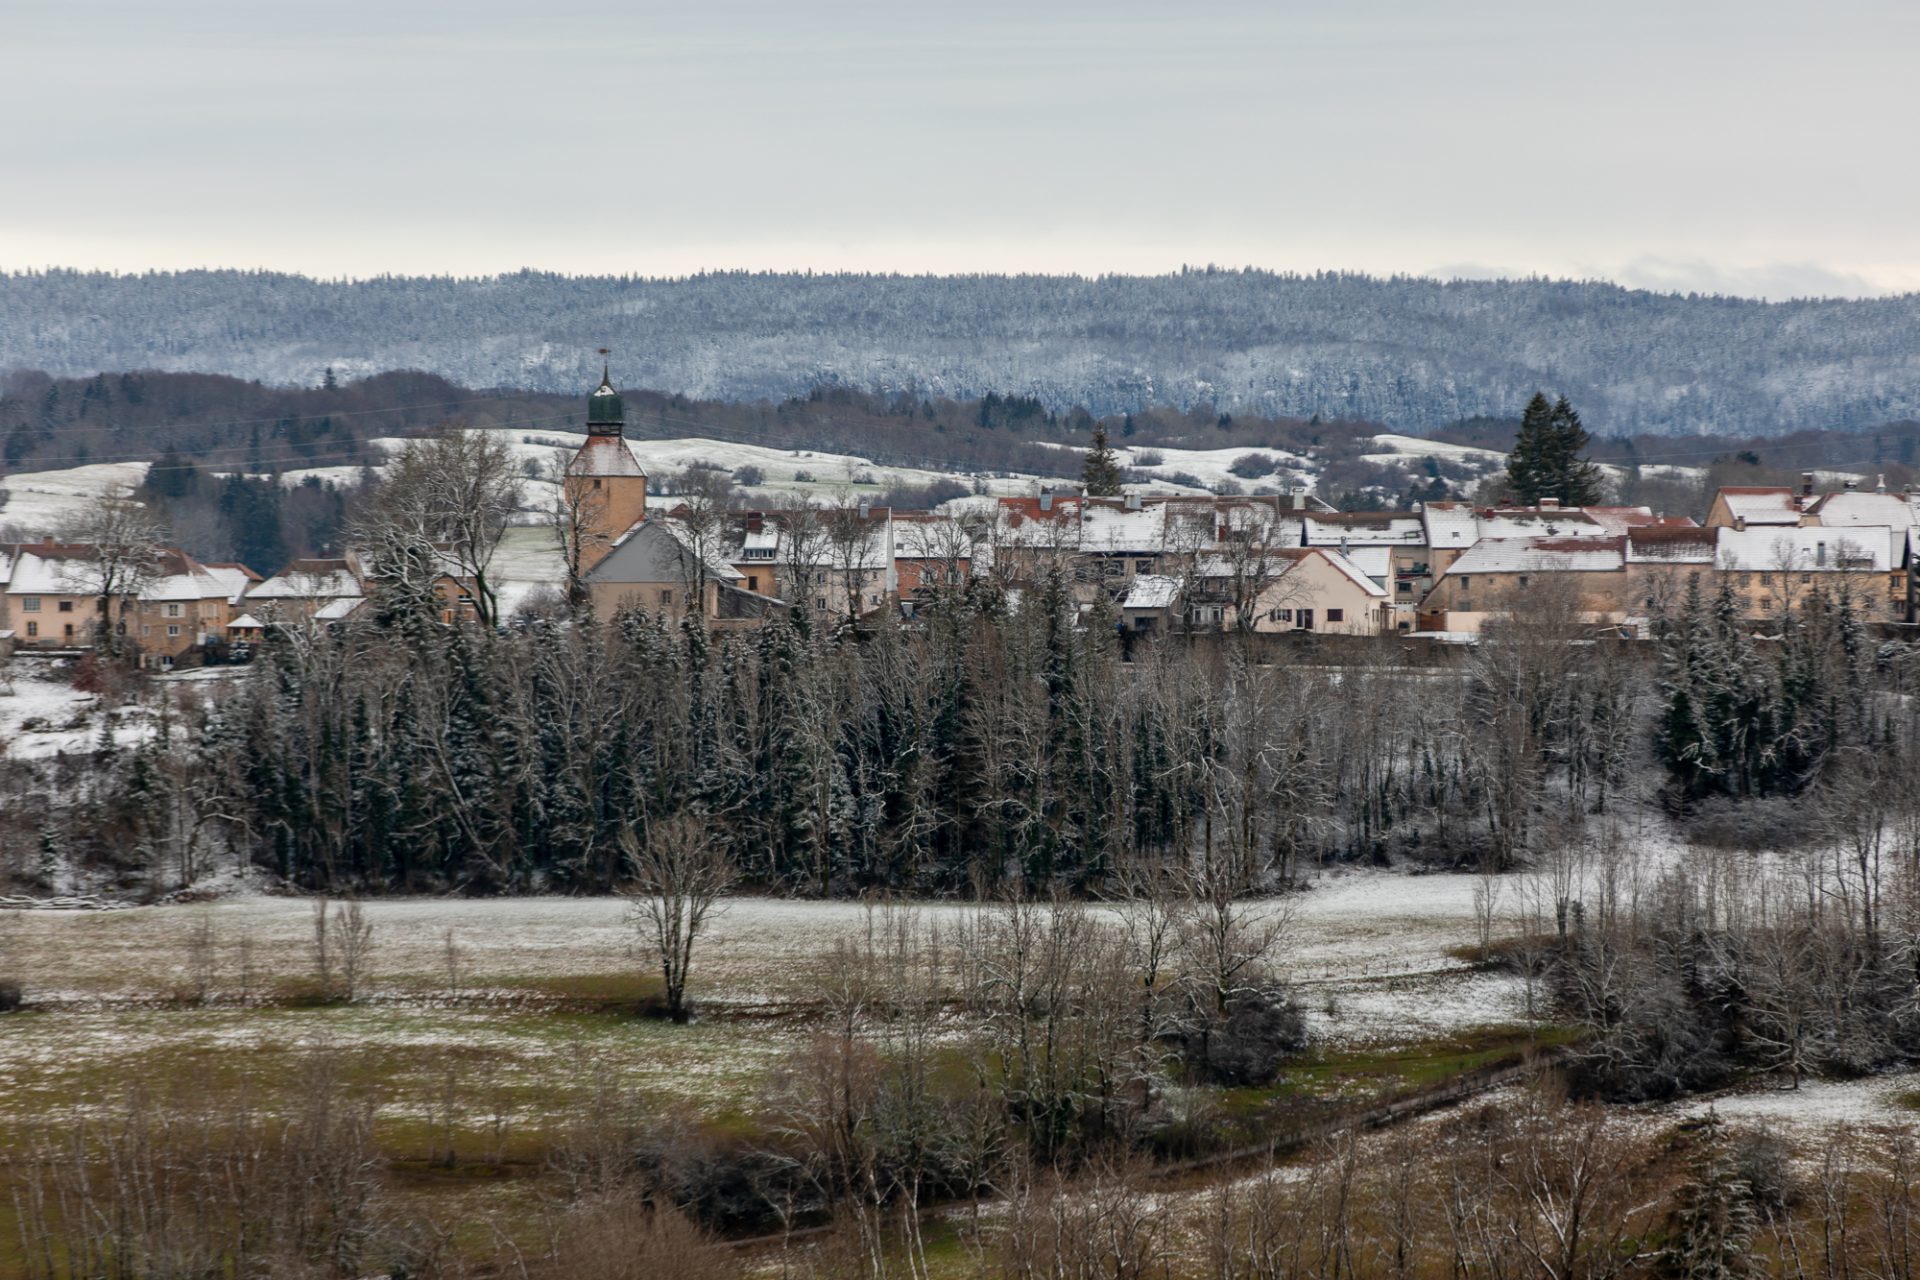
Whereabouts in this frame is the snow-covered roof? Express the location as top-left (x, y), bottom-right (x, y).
top-left (140, 553), bottom-right (229, 602)
top-left (1418, 503), bottom-right (1608, 549)
top-left (1311, 548), bottom-right (1391, 598)
top-left (1624, 527), bottom-right (1718, 563)
top-left (1472, 510), bottom-right (1603, 540)
top-left (2, 548), bottom-right (106, 595)
top-left (1444, 536), bottom-right (1626, 575)
top-left (1302, 514), bottom-right (1423, 545)
top-left (1339, 545), bottom-right (1393, 583)
top-left (1713, 525), bottom-right (1893, 573)
top-left (565, 436), bottom-right (648, 478)
top-left (227, 614), bottom-right (265, 630)
top-left (313, 597), bottom-right (365, 622)
top-left (1808, 490), bottom-right (1920, 529)
top-left (1584, 506), bottom-right (1687, 533)
top-left (199, 564), bottom-right (260, 605)
top-left (1079, 504), bottom-right (1167, 554)
top-left (1420, 503), bottom-right (1482, 549)
top-left (1715, 487), bottom-right (1803, 525)
top-left (246, 560), bottom-right (362, 600)
top-left (1122, 574), bottom-right (1181, 610)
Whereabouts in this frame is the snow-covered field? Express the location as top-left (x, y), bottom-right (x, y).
top-left (0, 460), bottom-right (150, 534)
top-left (2, 857), bottom-right (1914, 1128)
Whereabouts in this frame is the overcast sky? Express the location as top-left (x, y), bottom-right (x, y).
top-left (3, 0), bottom-right (1915, 298)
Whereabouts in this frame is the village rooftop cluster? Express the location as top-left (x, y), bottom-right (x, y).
top-left (2, 374), bottom-right (1917, 665)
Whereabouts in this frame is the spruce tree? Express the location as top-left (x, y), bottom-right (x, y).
top-left (1505, 394), bottom-right (1557, 504)
top-left (1547, 396), bottom-right (1605, 507)
top-left (1665, 1114), bottom-right (1761, 1280)
top-left (1081, 425), bottom-right (1124, 496)
top-left (1506, 393), bottom-right (1603, 506)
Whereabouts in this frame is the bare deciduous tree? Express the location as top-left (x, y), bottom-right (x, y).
top-left (621, 814), bottom-right (737, 1023)
top-left (352, 430), bottom-right (521, 627)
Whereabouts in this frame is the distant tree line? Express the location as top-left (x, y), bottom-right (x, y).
top-left (9, 267), bottom-right (1920, 434)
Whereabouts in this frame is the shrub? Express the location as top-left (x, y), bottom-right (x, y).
top-left (0, 981), bottom-right (20, 1013)
top-left (1132, 449), bottom-right (1165, 467)
top-left (732, 464), bottom-right (765, 486)
top-left (1184, 986), bottom-right (1309, 1086)
top-left (1229, 452), bottom-right (1279, 479)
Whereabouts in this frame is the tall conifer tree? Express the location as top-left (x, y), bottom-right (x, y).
top-left (1081, 425), bottom-right (1124, 496)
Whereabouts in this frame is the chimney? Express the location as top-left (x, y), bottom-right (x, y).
top-left (1733, 515), bottom-right (1746, 532)
top-left (1817, 540), bottom-right (1827, 567)
top-left (747, 510), bottom-right (763, 533)
top-left (1802, 472), bottom-right (1815, 498)
top-left (857, 498), bottom-right (871, 520)
top-left (1539, 497), bottom-right (1561, 511)
top-left (1877, 473), bottom-right (1888, 494)
top-left (1039, 490), bottom-right (1054, 513)
top-left (1843, 479), bottom-right (1858, 492)
top-left (1125, 492), bottom-right (1141, 511)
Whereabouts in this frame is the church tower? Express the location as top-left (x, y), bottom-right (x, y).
top-left (564, 365), bottom-right (649, 567)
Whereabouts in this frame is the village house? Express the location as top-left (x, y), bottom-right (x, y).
top-left (0, 540), bottom-right (251, 666)
top-left (722, 502), bottom-right (897, 623)
top-left (582, 518), bottom-right (780, 630)
top-left (1417, 522), bottom-right (1902, 634)
top-left (242, 556), bottom-right (368, 626)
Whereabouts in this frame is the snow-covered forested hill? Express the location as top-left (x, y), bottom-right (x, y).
top-left (5, 269), bottom-right (1920, 437)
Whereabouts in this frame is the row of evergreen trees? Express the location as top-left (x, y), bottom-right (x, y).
top-left (5, 562), bottom-right (1910, 896)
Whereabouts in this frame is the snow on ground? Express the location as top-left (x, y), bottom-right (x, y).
top-left (0, 659), bottom-right (245, 761)
top-left (1363, 434), bottom-right (1508, 468)
top-left (0, 664), bottom-right (115, 759)
top-left (6, 868), bottom-right (1521, 1037)
top-left (377, 431), bottom-right (1058, 512)
top-left (0, 461), bottom-right (151, 536)
top-left (1657, 1075), bottom-right (1920, 1133)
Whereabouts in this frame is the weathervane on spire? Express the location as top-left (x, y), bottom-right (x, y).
top-left (597, 347), bottom-right (612, 386)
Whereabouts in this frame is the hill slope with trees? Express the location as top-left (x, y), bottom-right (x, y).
top-left (5, 268), bottom-right (1920, 436)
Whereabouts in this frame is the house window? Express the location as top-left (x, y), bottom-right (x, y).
top-left (816, 597), bottom-right (828, 610)
top-left (1739, 573), bottom-right (1751, 586)
top-left (660, 589), bottom-right (673, 605)
top-left (1397, 582), bottom-right (1411, 594)
top-left (166, 624), bottom-right (180, 638)
top-left (1327, 609), bottom-right (1344, 622)
top-left (1277, 609), bottom-right (1293, 622)
top-left (1517, 576), bottom-right (1528, 588)
top-left (24, 622), bottom-right (37, 637)
top-left (1762, 598), bottom-right (1774, 612)
top-left (748, 575), bottom-right (760, 592)
top-left (1800, 573), bottom-right (1811, 584)
top-left (1457, 577), bottom-right (1470, 590)
top-left (1135, 559), bottom-right (1152, 574)
top-left (592, 478), bottom-right (602, 489)
top-left (20, 596), bottom-right (39, 612)
top-left (64, 624), bottom-right (75, 637)
top-left (166, 603), bottom-right (183, 618)
top-left (142, 626), bottom-right (151, 637)
top-left (1760, 573), bottom-right (1772, 585)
